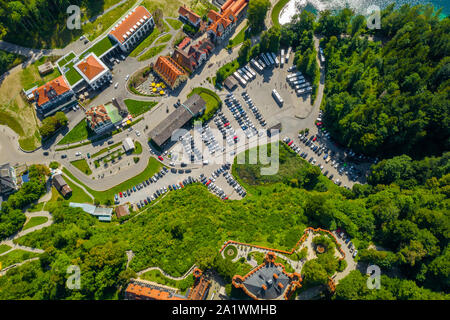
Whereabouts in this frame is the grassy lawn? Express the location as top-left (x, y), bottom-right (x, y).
top-left (138, 45), bottom-right (166, 61)
top-left (0, 244), bottom-right (12, 255)
top-left (140, 269), bottom-right (194, 294)
top-left (124, 99), bottom-right (158, 117)
top-left (71, 159), bottom-right (92, 175)
top-left (58, 120), bottom-right (91, 145)
top-left (80, 36), bottom-right (116, 58)
top-left (62, 175), bottom-right (94, 204)
top-left (64, 62), bottom-right (83, 86)
top-left (57, 52), bottom-right (76, 67)
top-left (28, 202), bottom-right (45, 212)
top-left (230, 24), bottom-right (248, 47)
top-left (129, 28), bottom-right (161, 57)
top-left (22, 217), bottom-right (48, 231)
top-left (141, 0), bottom-right (191, 17)
top-left (271, 0), bottom-right (291, 28)
top-left (0, 250), bottom-right (41, 269)
top-left (134, 141), bottom-right (143, 155)
top-left (187, 87), bottom-right (222, 122)
top-left (166, 18), bottom-right (183, 30)
top-left (91, 142), bottom-right (122, 158)
top-left (155, 34), bottom-right (173, 45)
top-left (62, 157), bottom-right (163, 204)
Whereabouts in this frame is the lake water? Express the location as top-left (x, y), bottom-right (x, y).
top-left (278, 0), bottom-right (449, 25)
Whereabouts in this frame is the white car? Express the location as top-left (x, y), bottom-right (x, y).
top-left (125, 74), bottom-right (129, 81)
top-left (114, 82), bottom-right (119, 89)
top-left (75, 152), bottom-right (81, 156)
top-left (136, 130), bottom-right (141, 137)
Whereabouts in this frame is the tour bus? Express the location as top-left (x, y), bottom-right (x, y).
top-left (240, 67), bottom-right (252, 80)
top-left (233, 71), bottom-right (247, 86)
top-left (285, 47), bottom-right (291, 61)
top-left (251, 59), bottom-right (263, 73)
top-left (233, 72), bottom-right (247, 87)
top-left (238, 69), bottom-right (249, 82)
top-left (265, 52), bottom-right (274, 66)
top-left (319, 47), bottom-right (325, 63)
top-left (292, 79), bottom-right (306, 86)
top-left (271, 52), bottom-right (279, 66)
top-left (257, 58), bottom-right (266, 69)
top-left (288, 75), bottom-right (304, 82)
top-left (272, 89), bottom-right (283, 106)
top-left (261, 53), bottom-right (270, 66)
top-left (281, 49), bottom-right (285, 61)
top-left (298, 82), bottom-right (310, 89)
top-left (244, 65), bottom-right (256, 78)
top-left (280, 56), bottom-right (284, 67)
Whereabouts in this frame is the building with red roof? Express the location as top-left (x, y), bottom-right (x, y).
top-left (172, 37), bottom-right (215, 73)
top-left (206, 0), bottom-right (248, 43)
top-left (108, 6), bottom-right (155, 52)
top-left (74, 53), bottom-right (112, 90)
top-left (178, 5), bottom-right (201, 28)
top-left (153, 56), bottom-right (188, 89)
top-left (31, 75), bottom-right (75, 117)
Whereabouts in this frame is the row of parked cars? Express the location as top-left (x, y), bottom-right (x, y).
top-left (115, 166), bottom-right (169, 203)
top-left (214, 111), bottom-right (238, 146)
top-left (199, 164), bottom-right (231, 200)
top-left (336, 228), bottom-right (358, 258)
top-left (223, 170), bottom-right (246, 197)
top-left (241, 91), bottom-right (266, 127)
top-left (180, 131), bottom-right (202, 163)
top-left (136, 176), bottom-right (198, 209)
top-left (225, 93), bottom-right (258, 139)
top-left (197, 124), bottom-right (221, 155)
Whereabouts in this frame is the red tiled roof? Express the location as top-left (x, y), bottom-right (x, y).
top-left (109, 6), bottom-right (152, 44)
top-left (76, 54), bottom-right (106, 81)
top-left (126, 283), bottom-right (186, 300)
top-left (32, 76), bottom-right (71, 107)
top-left (178, 37), bottom-right (192, 50)
top-left (178, 5), bottom-right (201, 25)
top-left (86, 104), bottom-right (110, 130)
top-left (153, 56), bottom-right (187, 88)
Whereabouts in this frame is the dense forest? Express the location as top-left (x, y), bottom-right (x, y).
top-left (0, 50), bottom-right (25, 75)
top-left (0, 0), bottom-right (109, 48)
top-left (320, 4), bottom-right (449, 158)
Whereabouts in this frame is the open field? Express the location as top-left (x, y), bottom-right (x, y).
top-left (124, 99), bottom-right (158, 117)
top-left (62, 157), bottom-right (163, 203)
top-left (0, 65), bottom-right (42, 151)
top-left (22, 217), bottom-right (48, 231)
top-left (57, 120), bottom-right (91, 145)
top-left (71, 159), bottom-right (92, 175)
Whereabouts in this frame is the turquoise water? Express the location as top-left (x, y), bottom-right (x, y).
top-left (287, 0), bottom-right (449, 17)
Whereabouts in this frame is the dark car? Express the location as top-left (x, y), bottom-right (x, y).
top-left (43, 151), bottom-right (49, 156)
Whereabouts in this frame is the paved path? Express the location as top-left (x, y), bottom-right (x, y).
top-left (62, 172), bottom-right (95, 200)
top-left (0, 257), bottom-right (41, 277)
top-left (136, 264), bottom-right (197, 281)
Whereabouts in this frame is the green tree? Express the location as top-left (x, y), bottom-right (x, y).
top-left (247, 0), bottom-right (270, 34)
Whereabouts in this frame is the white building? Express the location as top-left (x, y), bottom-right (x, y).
top-left (74, 53), bottom-right (112, 90)
top-left (108, 6), bottom-right (155, 52)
